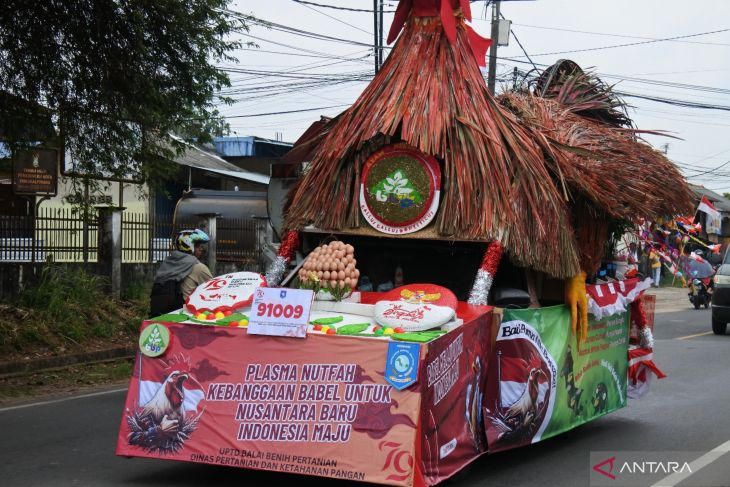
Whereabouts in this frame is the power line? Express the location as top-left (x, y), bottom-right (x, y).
top-left (684, 160), bottom-right (730, 178)
top-left (290, 0), bottom-right (395, 13)
top-left (615, 91), bottom-right (730, 112)
top-left (499, 57), bottom-right (730, 111)
top-left (214, 105), bottom-right (350, 120)
top-left (292, 0), bottom-right (374, 36)
top-left (237, 47), bottom-right (371, 63)
top-left (511, 27), bottom-right (730, 58)
top-left (233, 12), bottom-right (392, 50)
top-left (504, 17), bottom-right (537, 71)
top-left (512, 23), bottom-right (730, 47)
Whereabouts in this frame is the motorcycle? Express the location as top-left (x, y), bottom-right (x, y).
top-left (688, 277), bottom-right (712, 309)
top-left (684, 252), bottom-right (716, 310)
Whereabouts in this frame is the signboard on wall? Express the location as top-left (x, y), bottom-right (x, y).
top-left (12, 148), bottom-right (58, 196)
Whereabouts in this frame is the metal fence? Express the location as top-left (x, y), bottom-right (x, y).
top-left (122, 212), bottom-right (266, 271)
top-left (217, 217), bottom-right (268, 271)
top-left (0, 207), bottom-right (99, 262)
top-left (0, 209), bottom-right (266, 270)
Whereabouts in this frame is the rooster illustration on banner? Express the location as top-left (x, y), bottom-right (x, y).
top-left (126, 354), bottom-right (206, 453)
top-left (486, 351), bottom-right (551, 445)
top-left (485, 320), bottom-right (558, 451)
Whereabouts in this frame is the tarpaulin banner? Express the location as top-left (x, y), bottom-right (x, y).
top-left (418, 311), bottom-right (492, 485)
top-left (116, 322), bottom-right (421, 486)
top-left (485, 305), bottom-right (629, 453)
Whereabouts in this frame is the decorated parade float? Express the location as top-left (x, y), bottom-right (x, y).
top-left (116, 1), bottom-right (694, 485)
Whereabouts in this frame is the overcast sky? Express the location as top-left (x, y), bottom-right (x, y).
top-left (224, 0), bottom-right (730, 193)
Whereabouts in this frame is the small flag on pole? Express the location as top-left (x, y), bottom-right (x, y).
top-left (697, 196), bottom-right (721, 219)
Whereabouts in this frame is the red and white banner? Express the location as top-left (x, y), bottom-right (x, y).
top-left (586, 278), bottom-right (652, 320)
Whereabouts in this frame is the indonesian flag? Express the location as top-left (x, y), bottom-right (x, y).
top-left (498, 355), bottom-right (549, 409)
top-left (698, 196), bottom-right (721, 220)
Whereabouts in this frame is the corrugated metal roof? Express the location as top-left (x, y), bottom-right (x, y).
top-left (202, 167), bottom-right (269, 185)
top-left (213, 136), bottom-right (293, 157)
top-left (170, 136), bottom-right (269, 184)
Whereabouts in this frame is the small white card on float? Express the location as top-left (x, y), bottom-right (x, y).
top-left (247, 287), bottom-right (314, 338)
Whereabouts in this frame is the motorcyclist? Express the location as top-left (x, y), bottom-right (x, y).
top-left (149, 229), bottom-right (213, 316)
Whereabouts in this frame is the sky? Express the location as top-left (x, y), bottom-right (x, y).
top-left (222, 0), bottom-right (730, 193)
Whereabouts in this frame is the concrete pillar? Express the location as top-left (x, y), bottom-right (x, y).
top-left (98, 207), bottom-right (124, 299)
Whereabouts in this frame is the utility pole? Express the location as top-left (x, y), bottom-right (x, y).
top-left (487, 0), bottom-right (501, 94)
top-left (373, 0), bottom-right (380, 74)
top-left (378, 0), bottom-right (384, 71)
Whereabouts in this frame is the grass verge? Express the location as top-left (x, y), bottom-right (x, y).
top-left (0, 265), bottom-right (148, 359)
top-left (0, 358), bottom-right (132, 404)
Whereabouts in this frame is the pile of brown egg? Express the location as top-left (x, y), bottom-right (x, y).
top-left (299, 241), bottom-right (360, 290)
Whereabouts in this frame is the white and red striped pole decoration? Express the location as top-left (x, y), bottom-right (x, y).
top-left (468, 240), bottom-right (503, 305)
top-left (265, 230), bottom-right (299, 286)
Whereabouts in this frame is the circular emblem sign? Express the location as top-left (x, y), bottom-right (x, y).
top-left (139, 323), bottom-right (171, 357)
top-left (360, 144), bottom-right (441, 235)
top-left (186, 271), bottom-right (267, 314)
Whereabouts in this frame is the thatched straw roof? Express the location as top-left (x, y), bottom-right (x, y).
top-left (282, 10), bottom-right (693, 279)
top-left (284, 11), bottom-right (580, 278)
top-left (498, 92), bottom-right (694, 222)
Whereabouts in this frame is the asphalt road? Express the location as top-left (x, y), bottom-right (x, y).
top-left (1, 298), bottom-right (729, 487)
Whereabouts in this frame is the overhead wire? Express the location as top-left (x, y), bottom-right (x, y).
top-left (217, 5), bottom-right (730, 182)
top-left (290, 0), bottom-right (396, 13)
top-left (292, 0), bottom-right (374, 37)
top-left (511, 22), bottom-right (730, 47)
top-left (510, 27), bottom-right (730, 58)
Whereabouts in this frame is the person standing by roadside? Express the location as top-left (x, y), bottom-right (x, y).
top-left (627, 242), bottom-right (639, 271)
top-left (649, 245), bottom-right (662, 287)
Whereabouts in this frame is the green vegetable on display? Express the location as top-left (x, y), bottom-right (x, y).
top-left (311, 316), bottom-right (344, 325)
top-left (335, 323), bottom-right (370, 335)
top-left (391, 330), bottom-right (447, 343)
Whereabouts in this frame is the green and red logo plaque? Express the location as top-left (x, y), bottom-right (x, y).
top-left (359, 144), bottom-right (441, 234)
top-left (139, 323), bottom-right (171, 357)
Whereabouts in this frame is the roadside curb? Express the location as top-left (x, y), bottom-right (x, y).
top-left (0, 346), bottom-right (136, 379)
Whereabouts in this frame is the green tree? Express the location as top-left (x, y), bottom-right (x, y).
top-left (0, 0), bottom-right (250, 186)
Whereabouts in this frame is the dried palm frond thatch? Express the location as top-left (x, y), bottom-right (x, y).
top-left (284, 13), bottom-right (581, 278)
top-left (532, 59), bottom-right (633, 128)
top-left (498, 91), bottom-right (693, 274)
top-left (498, 92), bottom-right (694, 222)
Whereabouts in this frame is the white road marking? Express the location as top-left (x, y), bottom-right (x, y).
top-left (0, 387), bottom-right (128, 413)
top-left (651, 439), bottom-right (730, 487)
top-left (676, 331), bottom-right (714, 340)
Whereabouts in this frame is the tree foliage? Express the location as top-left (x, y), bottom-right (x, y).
top-left (0, 0), bottom-right (248, 186)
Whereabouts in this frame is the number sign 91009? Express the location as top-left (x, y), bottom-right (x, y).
top-left (256, 303), bottom-right (304, 319)
top-left (247, 287), bottom-right (314, 338)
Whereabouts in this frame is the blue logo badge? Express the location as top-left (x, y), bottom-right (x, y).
top-left (280, 290), bottom-right (287, 299)
top-left (385, 342), bottom-right (420, 390)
